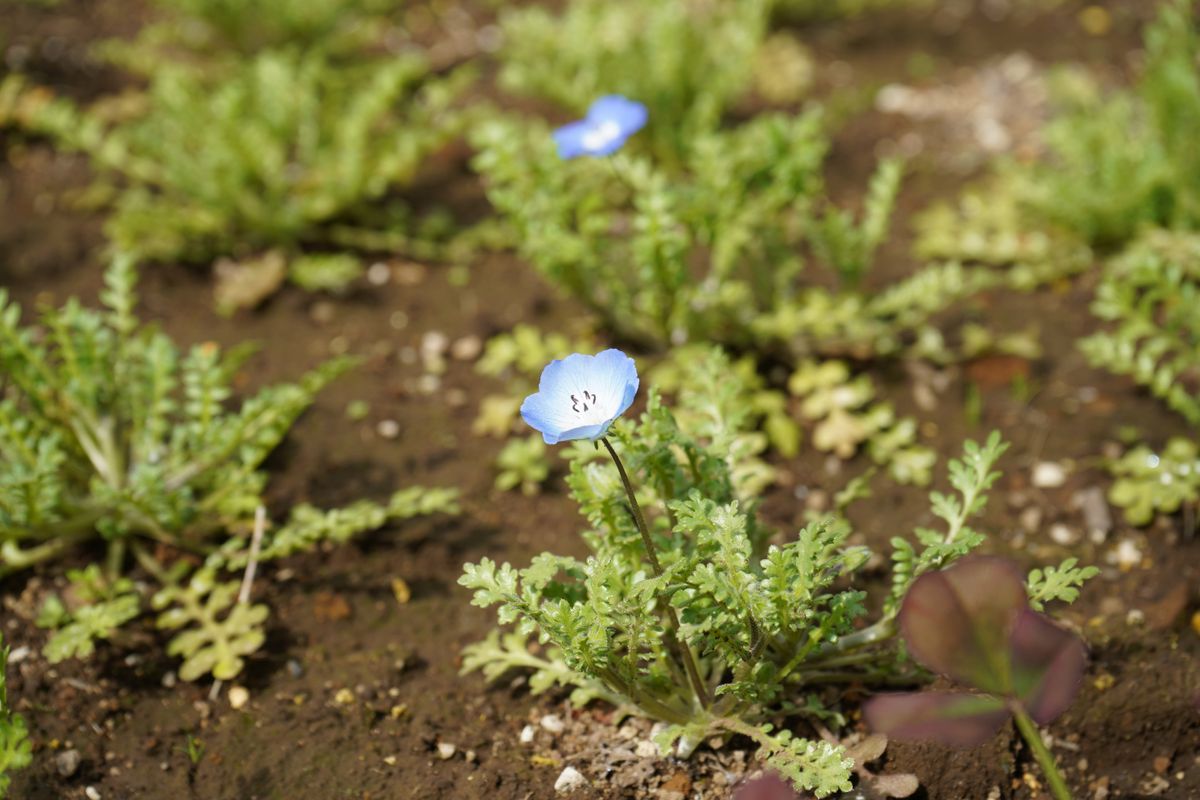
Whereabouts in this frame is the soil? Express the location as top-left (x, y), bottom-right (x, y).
top-left (2, 1), bottom-right (1198, 799)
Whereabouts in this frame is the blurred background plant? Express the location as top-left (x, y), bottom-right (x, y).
top-left (0, 258), bottom-right (459, 680)
top-left (0, 638), bottom-right (30, 798)
top-left (1, 51), bottom-right (473, 305)
top-left (497, 0), bottom-right (769, 163)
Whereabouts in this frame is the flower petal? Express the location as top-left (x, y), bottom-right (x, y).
top-left (864, 691), bottom-right (1010, 747)
top-left (587, 95), bottom-right (648, 136)
top-left (552, 120), bottom-right (598, 160)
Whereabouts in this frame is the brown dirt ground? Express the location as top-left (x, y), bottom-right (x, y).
top-left (1, 1), bottom-right (1197, 799)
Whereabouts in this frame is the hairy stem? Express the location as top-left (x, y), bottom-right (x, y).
top-left (601, 436), bottom-right (711, 710)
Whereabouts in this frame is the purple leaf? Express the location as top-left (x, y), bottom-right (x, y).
top-left (899, 556), bottom-right (1027, 693)
top-left (1008, 608), bottom-right (1087, 724)
top-left (734, 772), bottom-right (804, 800)
top-left (863, 691), bottom-right (1010, 747)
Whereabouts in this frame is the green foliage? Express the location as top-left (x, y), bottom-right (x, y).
top-left (1018, 0), bottom-right (1200, 247)
top-left (494, 435), bottom-right (551, 496)
top-left (771, 0), bottom-right (934, 21)
top-left (914, 175), bottom-right (1092, 286)
top-left (462, 384), bottom-right (1020, 794)
top-left (473, 110), bottom-right (933, 356)
top-left (1107, 437), bottom-right (1200, 527)
top-left (0, 259), bottom-right (457, 679)
top-left (5, 50), bottom-right (472, 273)
top-left (153, 566), bottom-right (268, 681)
top-left (1080, 231), bottom-right (1200, 426)
top-left (0, 637), bottom-right (31, 798)
top-left (787, 360), bottom-right (935, 485)
top-left (886, 432), bottom-right (1008, 613)
top-left (136, 0), bottom-right (402, 58)
top-left (652, 345), bottom-right (798, 495)
top-left (810, 158), bottom-right (903, 288)
top-left (497, 0), bottom-right (769, 161)
top-left (1026, 558), bottom-right (1101, 611)
top-left (37, 567), bottom-right (141, 662)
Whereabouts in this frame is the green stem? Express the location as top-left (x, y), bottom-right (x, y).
top-left (601, 436), bottom-right (711, 710)
top-left (1012, 707), bottom-right (1073, 800)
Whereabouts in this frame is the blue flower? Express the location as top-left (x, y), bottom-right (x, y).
top-left (552, 95), bottom-right (648, 160)
top-left (520, 349), bottom-right (639, 445)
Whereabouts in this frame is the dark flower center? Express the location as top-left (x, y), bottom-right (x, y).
top-left (571, 390), bottom-right (598, 413)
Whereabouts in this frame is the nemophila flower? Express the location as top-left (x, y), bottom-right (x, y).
top-left (552, 95), bottom-right (648, 159)
top-left (520, 349), bottom-right (639, 444)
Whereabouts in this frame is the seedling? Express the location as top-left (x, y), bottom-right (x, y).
top-left (0, 259), bottom-right (459, 679)
top-left (462, 350), bottom-right (1092, 796)
top-left (0, 637), bottom-right (30, 798)
top-left (864, 556), bottom-right (1089, 800)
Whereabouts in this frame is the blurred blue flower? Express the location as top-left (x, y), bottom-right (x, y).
top-left (553, 95), bottom-right (648, 159)
top-left (520, 349), bottom-right (639, 444)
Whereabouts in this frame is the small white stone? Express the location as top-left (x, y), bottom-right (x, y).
top-left (1111, 539), bottom-right (1143, 571)
top-left (539, 714), bottom-right (565, 734)
top-left (519, 724), bottom-right (536, 744)
top-left (228, 685), bottom-right (250, 710)
top-left (436, 742), bottom-right (457, 760)
top-left (1126, 608), bottom-right (1145, 626)
top-left (635, 739), bottom-right (659, 758)
top-left (1032, 461), bottom-right (1068, 488)
top-left (450, 335), bottom-right (482, 361)
top-left (86, 788), bottom-right (102, 800)
top-left (376, 419), bottom-right (401, 439)
top-left (1019, 506), bottom-right (1043, 534)
top-left (161, 671), bottom-right (177, 689)
top-left (366, 262), bottom-right (391, 286)
top-left (554, 766), bottom-right (587, 793)
top-left (7, 646), bottom-right (29, 664)
top-left (1049, 524), bottom-right (1079, 546)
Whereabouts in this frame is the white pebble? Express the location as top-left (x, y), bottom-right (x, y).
top-left (366, 262), bottom-right (391, 286)
top-left (519, 724), bottom-right (536, 744)
top-left (554, 766), bottom-right (587, 793)
top-left (635, 739), bottom-right (659, 758)
top-left (1049, 524), bottom-right (1079, 546)
top-left (228, 685), bottom-right (250, 710)
top-left (540, 714), bottom-right (565, 734)
top-left (1032, 461), bottom-right (1068, 488)
top-left (436, 742), bottom-right (457, 760)
top-left (1111, 539), bottom-right (1142, 571)
top-left (86, 788), bottom-right (101, 800)
top-left (376, 419), bottom-right (401, 439)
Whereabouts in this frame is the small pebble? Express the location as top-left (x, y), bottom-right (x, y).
top-left (334, 688), bottom-right (355, 705)
top-left (450, 335), bottom-right (482, 361)
top-left (1020, 507), bottom-right (1043, 534)
top-left (1111, 539), bottom-right (1143, 571)
top-left (8, 646), bottom-right (29, 664)
top-left (437, 742), bottom-right (457, 760)
top-left (376, 419), bottom-right (401, 440)
top-left (1050, 524), bottom-right (1079, 546)
top-left (366, 262), bottom-right (391, 286)
top-left (519, 724), bottom-right (536, 744)
top-left (228, 686), bottom-right (250, 710)
top-left (287, 659), bottom-right (305, 678)
top-left (540, 714), bottom-right (565, 734)
top-left (161, 671), bottom-right (177, 689)
top-left (1032, 462), bottom-right (1067, 488)
top-left (635, 740), bottom-right (658, 758)
top-left (56, 749), bottom-right (81, 778)
top-left (86, 788), bottom-right (101, 800)
top-left (554, 766), bottom-right (587, 793)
